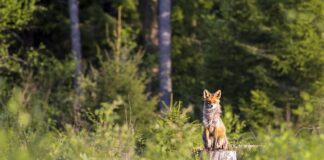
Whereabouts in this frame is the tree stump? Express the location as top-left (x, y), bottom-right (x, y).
top-left (206, 150), bottom-right (236, 160)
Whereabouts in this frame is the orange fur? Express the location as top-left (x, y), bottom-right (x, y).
top-left (202, 89), bottom-right (228, 150)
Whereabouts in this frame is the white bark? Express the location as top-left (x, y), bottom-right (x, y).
top-left (68, 0), bottom-right (82, 128)
top-left (158, 0), bottom-right (172, 110)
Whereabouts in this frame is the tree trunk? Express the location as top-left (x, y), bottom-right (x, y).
top-left (138, 0), bottom-right (159, 97)
top-left (139, 0), bottom-right (159, 50)
top-left (68, 0), bottom-right (82, 129)
top-left (205, 150), bottom-right (237, 160)
top-left (158, 0), bottom-right (172, 110)
top-left (286, 105), bottom-right (291, 123)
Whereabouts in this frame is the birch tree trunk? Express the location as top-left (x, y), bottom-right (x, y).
top-left (158, 0), bottom-right (172, 110)
top-left (68, 0), bottom-right (82, 129)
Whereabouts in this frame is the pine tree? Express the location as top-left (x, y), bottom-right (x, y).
top-left (202, 0), bottom-right (324, 130)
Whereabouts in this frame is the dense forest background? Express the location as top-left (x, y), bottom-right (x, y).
top-left (0, 0), bottom-right (324, 159)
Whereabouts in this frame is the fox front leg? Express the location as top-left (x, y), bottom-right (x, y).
top-left (204, 128), bottom-right (212, 150)
top-left (216, 136), bottom-right (228, 150)
top-left (213, 127), bottom-right (218, 150)
top-left (222, 136), bottom-right (228, 149)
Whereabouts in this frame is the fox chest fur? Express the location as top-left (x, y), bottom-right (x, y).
top-left (203, 102), bottom-right (226, 138)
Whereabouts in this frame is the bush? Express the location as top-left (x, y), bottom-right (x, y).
top-left (141, 102), bottom-right (202, 160)
top-left (0, 88), bottom-right (137, 159)
top-left (242, 128), bottom-right (324, 160)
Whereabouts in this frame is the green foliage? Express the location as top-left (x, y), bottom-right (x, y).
top-left (0, 0), bottom-right (37, 42)
top-left (171, 0), bottom-right (211, 106)
top-left (87, 29), bottom-right (157, 129)
top-left (0, 88), bottom-right (137, 159)
top-left (51, 100), bottom-right (137, 159)
top-left (240, 90), bottom-right (282, 130)
top-left (142, 102), bottom-right (202, 160)
top-left (243, 129), bottom-right (324, 160)
top-left (201, 0), bottom-right (324, 130)
top-left (96, 54), bottom-right (157, 126)
top-left (1, 0), bottom-right (324, 159)
top-left (0, 88), bottom-right (199, 160)
top-left (222, 104), bottom-right (247, 142)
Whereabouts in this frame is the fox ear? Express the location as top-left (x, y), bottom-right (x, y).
top-left (214, 90), bottom-right (221, 99)
top-left (203, 89), bottom-right (211, 99)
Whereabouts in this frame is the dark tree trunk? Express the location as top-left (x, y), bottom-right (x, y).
top-left (158, 0), bottom-right (172, 110)
top-left (286, 105), bottom-right (291, 123)
top-left (139, 0), bottom-right (159, 50)
top-left (68, 0), bottom-right (82, 129)
top-left (138, 0), bottom-right (159, 97)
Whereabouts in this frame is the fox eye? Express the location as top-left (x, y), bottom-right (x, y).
top-left (207, 101), bottom-right (211, 105)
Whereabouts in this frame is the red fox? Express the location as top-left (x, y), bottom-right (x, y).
top-left (202, 89), bottom-right (228, 150)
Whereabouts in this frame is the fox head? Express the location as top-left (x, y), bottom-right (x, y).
top-left (203, 89), bottom-right (221, 110)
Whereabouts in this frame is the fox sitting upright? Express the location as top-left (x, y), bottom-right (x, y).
top-left (202, 89), bottom-right (228, 150)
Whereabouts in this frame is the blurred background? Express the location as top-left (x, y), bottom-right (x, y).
top-left (0, 0), bottom-right (324, 159)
